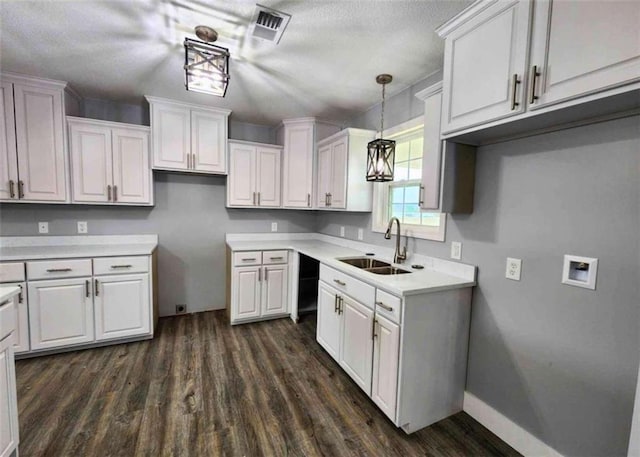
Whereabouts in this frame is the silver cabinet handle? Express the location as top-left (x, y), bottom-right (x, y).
top-left (419, 185), bottom-right (424, 206)
top-left (86, 279), bottom-right (90, 297)
top-left (95, 279), bottom-right (99, 296)
top-left (9, 180), bottom-right (15, 198)
top-left (511, 73), bottom-right (521, 111)
top-left (18, 180), bottom-right (24, 199)
top-left (253, 192), bottom-right (256, 205)
top-left (107, 185), bottom-right (112, 201)
top-left (113, 185), bottom-right (118, 202)
top-left (269, 256), bottom-right (283, 261)
top-left (375, 301), bottom-right (393, 312)
top-left (529, 65), bottom-right (541, 104)
top-left (325, 193), bottom-right (328, 206)
top-left (46, 268), bottom-right (72, 273)
top-left (328, 193), bottom-right (332, 207)
top-left (372, 318), bottom-right (378, 339)
top-left (258, 268), bottom-right (262, 282)
top-left (242, 258), bottom-right (257, 262)
top-left (265, 268), bottom-right (268, 281)
top-left (0, 300), bottom-right (9, 307)
top-left (110, 264), bottom-right (132, 269)
top-left (307, 193), bottom-right (311, 207)
top-left (338, 296), bottom-right (343, 315)
top-left (257, 192), bottom-right (261, 206)
top-left (17, 284), bottom-right (23, 303)
top-left (192, 153), bottom-right (196, 170)
top-left (333, 279), bottom-right (346, 286)
top-left (334, 294), bottom-right (339, 313)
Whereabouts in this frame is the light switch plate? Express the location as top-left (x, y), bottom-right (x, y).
top-left (357, 228), bottom-right (364, 240)
top-left (340, 226), bottom-right (345, 237)
top-left (506, 258), bottom-right (522, 281)
top-left (451, 241), bottom-right (462, 260)
top-left (77, 221), bottom-right (88, 234)
top-left (38, 222), bottom-right (49, 234)
top-left (271, 222), bottom-right (278, 232)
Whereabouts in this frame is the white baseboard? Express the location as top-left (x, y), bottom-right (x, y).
top-left (463, 392), bottom-right (563, 457)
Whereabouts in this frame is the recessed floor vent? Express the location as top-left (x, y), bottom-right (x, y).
top-left (249, 4), bottom-right (291, 44)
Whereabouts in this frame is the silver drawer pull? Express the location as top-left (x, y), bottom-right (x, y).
top-left (110, 264), bottom-right (133, 269)
top-left (375, 301), bottom-right (393, 312)
top-left (47, 268), bottom-right (72, 273)
top-left (333, 279), bottom-right (346, 286)
top-left (269, 256), bottom-right (284, 260)
top-left (242, 258), bottom-right (257, 261)
top-left (0, 300), bottom-right (9, 307)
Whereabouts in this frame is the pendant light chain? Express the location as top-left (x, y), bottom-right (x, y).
top-left (380, 82), bottom-right (385, 139)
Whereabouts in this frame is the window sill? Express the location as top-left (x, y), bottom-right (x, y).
top-left (371, 215), bottom-right (447, 242)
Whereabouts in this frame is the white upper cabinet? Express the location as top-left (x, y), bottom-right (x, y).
top-left (68, 117), bottom-right (152, 205)
top-left (278, 118), bottom-right (341, 209)
top-left (227, 140), bottom-right (282, 208)
top-left (528, 0), bottom-right (640, 109)
top-left (439, 0), bottom-right (532, 134)
top-left (416, 83), bottom-right (444, 211)
top-left (0, 73), bottom-right (80, 203)
top-left (315, 128), bottom-right (376, 212)
top-left (438, 0), bottom-right (640, 142)
top-left (147, 96), bottom-right (230, 174)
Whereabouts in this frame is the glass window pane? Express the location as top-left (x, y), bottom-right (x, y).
top-left (404, 185), bottom-right (419, 204)
top-left (390, 204), bottom-right (404, 219)
top-left (395, 141), bottom-right (410, 163)
top-left (409, 137), bottom-right (423, 160)
top-left (409, 160), bottom-right (422, 180)
top-left (390, 186), bottom-right (404, 204)
top-left (421, 212), bottom-right (441, 227)
top-left (404, 213), bottom-right (421, 225)
top-left (394, 163), bottom-right (409, 181)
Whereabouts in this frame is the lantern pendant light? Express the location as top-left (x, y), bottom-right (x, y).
top-left (366, 74), bottom-right (395, 182)
top-left (184, 25), bottom-right (230, 97)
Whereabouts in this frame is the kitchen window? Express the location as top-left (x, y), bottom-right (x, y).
top-left (371, 116), bottom-right (446, 242)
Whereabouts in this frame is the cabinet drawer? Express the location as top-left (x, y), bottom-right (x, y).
top-left (0, 295), bottom-right (16, 341)
top-left (93, 256), bottom-right (149, 275)
top-left (262, 250), bottom-right (288, 265)
top-left (233, 251), bottom-right (262, 266)
top-left (27, 259), bottom-right (92, 280)
top-left (320, 264), bottom-right (375, 308)
top-left (375, 289), bottom-right (402, 324)
top-left (0, 263), bottom-right (25, 283)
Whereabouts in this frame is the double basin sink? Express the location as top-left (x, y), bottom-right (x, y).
top-left (339, 257), bottom-right (411, 275)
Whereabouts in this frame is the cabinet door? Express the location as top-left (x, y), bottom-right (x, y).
top-left (329, 139), bottom-right (347, 209)
top-left (282, 122), bottom-right (314, 208)
top-left (529, 0), bottom-right (640, 109)
top-left (228, 143), bottom-right (256, 206)
top-left (0, 82), bottom-right (18, 202)
top-left (371, 314), bottom-right (400, 421)
top-left (69, 121), bottom-right (113, 203)
top-left (94, 274), bottom-right (150, 341)
top-left (28, 278), bottom-right (94, 350)
top-left (8, 282), bottom-right (29, 354)
top-left (339, 295), bottom-right (374, 394)
top-left (13, 83), bottom-right (67, 201)
top-left (316, 282), bottom-right (341, 361)
top-left (0, 337), bottom-right (19, 457)
top-left (316, 144), bottom-right (332, 208)
top-left (151, 103), bottom-right (190, 170)
top-left (112, 128), bottom-right (151, 204)
top-left (441, 0), bottom-right (531, 134)
top-left (256, 147), bottom-right (281, 207)
top-left (231, 266), bottom-right (261, 321)
top-left (262, 265), bottom-right (288, 317)
top-left (421, 90), bottom-right (443, 210)
top-left (191, 109), bottom-right (227, 174)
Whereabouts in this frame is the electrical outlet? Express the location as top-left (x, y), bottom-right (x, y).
top-left (357, 228), bottom-right (364, 240)
top-left (271, 222), bottom-right (278, 232)
top-left (451, 241), bottom-right (462, 260)
top-left (38, 222), bottom-right (49, 234)
top-left (175, 304), bottom-right (187, 314)
top-left (340, 226), bottom-right (345, 237)
top-left (77, 221), bottom-right (88, 234)
top-left (506, 258), bottom-right (522, 281)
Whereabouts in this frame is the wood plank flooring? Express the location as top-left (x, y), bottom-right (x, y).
top-left (16, 311), bottom-right (520, 456)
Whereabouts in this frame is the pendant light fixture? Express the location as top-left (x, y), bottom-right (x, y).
top-left (366, 74), bottom-right (395, 182)
top-left (184, 25), bottom-right (230, 97)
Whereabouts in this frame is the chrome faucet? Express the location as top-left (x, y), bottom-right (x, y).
top-left (384, 217), bottom-right (407, 264)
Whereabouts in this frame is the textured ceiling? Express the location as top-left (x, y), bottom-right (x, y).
top-left (0, 0), bottom-right (471, 125)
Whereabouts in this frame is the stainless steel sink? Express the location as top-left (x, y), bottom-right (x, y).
top-left (338, 257), bottom-right (411, 275)
top-left (365, 266), bottom-right (411, 275)
top-left (339, 257), bottom-right (391, 269)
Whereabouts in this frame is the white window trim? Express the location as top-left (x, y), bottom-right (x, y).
top-left (370, 115), bottom-right (447, 242)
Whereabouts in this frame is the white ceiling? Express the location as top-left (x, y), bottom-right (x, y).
top-left (0, 0), bottom-right (471, 126)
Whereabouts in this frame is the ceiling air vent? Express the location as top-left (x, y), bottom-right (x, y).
top-left (249, 4), bottom-right (291, 44)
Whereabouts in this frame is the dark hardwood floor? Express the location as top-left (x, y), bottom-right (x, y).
top-left (16, 311), bottom-right (520, 457)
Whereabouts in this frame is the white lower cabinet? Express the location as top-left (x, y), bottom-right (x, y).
top-left (229, 249), bottom-right (289, 324)
top-left (0, 334), bottom-right (19, 457)
top-left (8, 283), bottom-right (29, 354)
top-left (371, 313), bottom-right (400, 421)
top-left (28, 277), bottom-right (94, 350)
top-left (316, 282), bottom-right (342, 360)
top-left (94, 273), bottom-right (150, 341)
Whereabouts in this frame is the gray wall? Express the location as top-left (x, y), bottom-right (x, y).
top-left (317, 114), bottom-right (640, 456)
top-left (0, 173), bottom-right (316, 316)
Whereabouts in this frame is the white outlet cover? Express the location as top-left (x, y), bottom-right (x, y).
top-left (506, 258), bottom-right (522, 281)
top-left (357, 228), bottom-right (364, 240)
top-left (271, 222), bottom-right (278, 232)
top-left (340, 226), bottom-right (345, 237)
top-left (77, 221), bottom-right (88, 234)
top-left (38, 222), bottom-right (49, 234)
top-left (451, 241), bottom-right (462, 260)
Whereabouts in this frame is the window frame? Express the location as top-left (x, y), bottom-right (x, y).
top-left (371, 115), bottom-right (446, 242)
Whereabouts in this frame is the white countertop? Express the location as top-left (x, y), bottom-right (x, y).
top-left (0, 285), bottom-right (21, 303)
top-left (0, 235), bottom-right (158, 261)
top-left (226, 234), bottom-right (476, 297)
